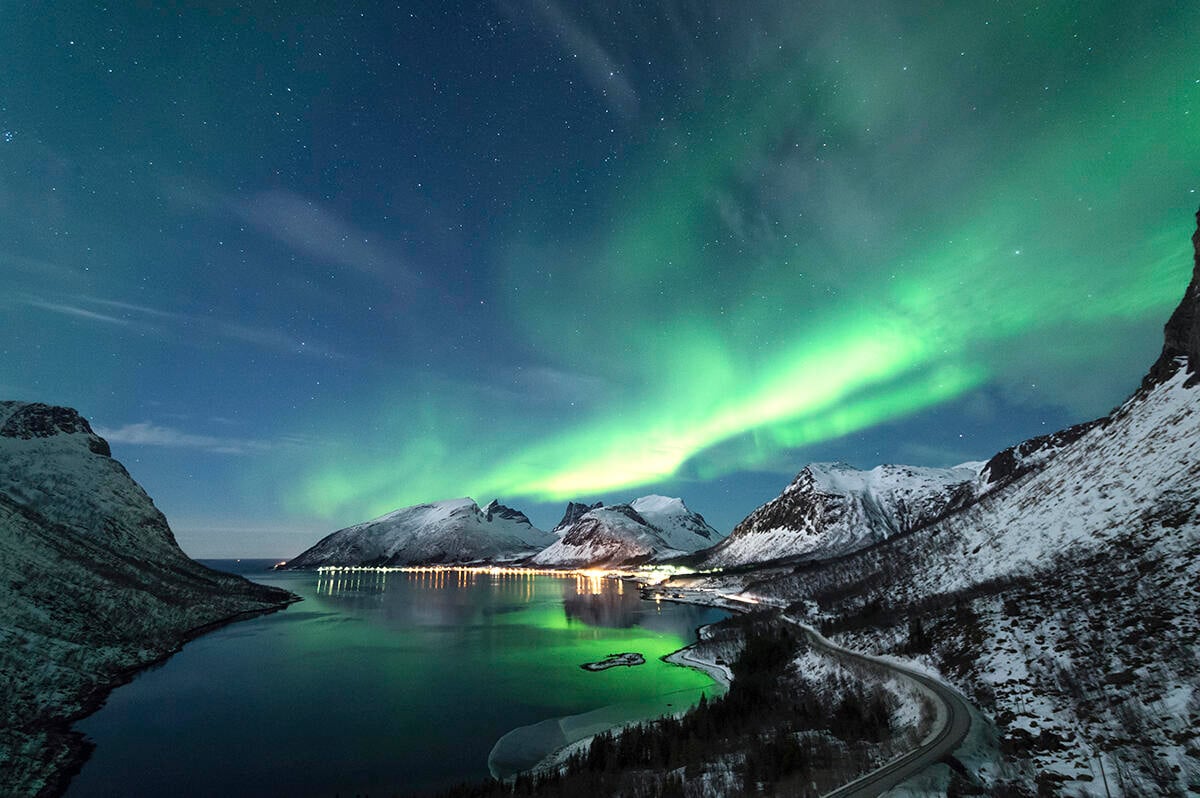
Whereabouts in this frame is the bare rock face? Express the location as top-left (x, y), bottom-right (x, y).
top-left (1145, 207), bottom-right (1200, 387)
top-left (0, 402), bottom-right (111, 456)
top-left (554, 500), bottom-right (603, 532)
top-left (483, 499), bottom-right (533, 526)
top-left (979, 418), bottom-right (1104, 486)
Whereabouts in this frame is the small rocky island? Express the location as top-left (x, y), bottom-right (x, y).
top-left (581, 652), bottom-right (646, 671)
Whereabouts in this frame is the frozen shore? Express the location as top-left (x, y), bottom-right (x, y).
top-left (487, 625), bottom-right (730, 780)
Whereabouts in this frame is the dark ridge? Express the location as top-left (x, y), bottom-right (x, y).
top-left (554, 500), bottom-right (603, 531)
top-left (483, 499), bottom-right (531, 526)
top-left (979, 417), bottom-right (1105, 486)
top-left (0, 402), bottom-right (111, 457)
top-left (1144, 207), bottom-right (1200, 388)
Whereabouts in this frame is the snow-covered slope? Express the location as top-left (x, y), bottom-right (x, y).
top-left (533, 505), bottom-right (664, 567)
top-left (0, 401), bottom-right (294, 796)
top-left (533, 496), bottom-right (720, 567)
top-left (286, 497), bottom-right (554, 567)
top-left (748, 364), bottom-right (1200, 794)
top-left (717, 209), bottom-right (1200, 794)
top-left (704, 462), bottom-right (982, 567)
top-left (629, 494), bottom-right (719, 551)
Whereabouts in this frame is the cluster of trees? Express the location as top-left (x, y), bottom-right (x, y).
top-left (435, 620), bottom-right (898, 798)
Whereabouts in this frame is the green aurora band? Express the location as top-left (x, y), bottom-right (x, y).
top-left (292, 4), bottom-right (1197, 521)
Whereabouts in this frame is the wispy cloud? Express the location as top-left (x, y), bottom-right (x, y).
top-left (93, 422), bottom-right (276, 455)
top-left (231, 190), bottom-right (417, 289)
top-left (22, 299), bottom-right (142, 327)
top-left (21, 295), bottom-right (342, 359)
top-left (501, 0), bottom-right (639, 118)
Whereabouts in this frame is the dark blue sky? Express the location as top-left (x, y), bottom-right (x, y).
top-left (2, 2), bottom-right (1196, 556)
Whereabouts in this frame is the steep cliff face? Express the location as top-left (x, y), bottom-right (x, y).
top-left (553, 501), bottom-right (604, 532)
top-left (1145, 208), bottom-right (1200, 387)
top-left (0, 401), bottom-right (295, 797)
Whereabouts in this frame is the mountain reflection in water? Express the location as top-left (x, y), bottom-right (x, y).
top-left (561, 576), bottom-right (644, 628)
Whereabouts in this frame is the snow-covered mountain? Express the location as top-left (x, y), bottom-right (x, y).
top-left (703, 462), bottom-right (983, 567)
top-left (285, 497), bottom-right (555, 567)
top-left (630, 494), bottom-right (720, 551)
top-left (0, 401), bottom-right (295, 796)
top-left (701, 210), bottom-right (1200, 794)
top-left (533, 495), bottom-right (720, 567)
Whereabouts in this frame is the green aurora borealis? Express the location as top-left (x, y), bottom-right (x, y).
top-left (293, 3), bottom-right (1197, 521)
top-left (2, 2), bottom-right (1197, 553)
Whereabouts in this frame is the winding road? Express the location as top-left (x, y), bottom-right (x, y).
top-left (695, 593), bottom-right (973, 797)
top-left (785, 615), bottom-right (973, 797)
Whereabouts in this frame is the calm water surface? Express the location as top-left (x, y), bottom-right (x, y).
top-left (67, 560), bottom-right (726, 797)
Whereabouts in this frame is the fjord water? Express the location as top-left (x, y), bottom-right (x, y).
top-left (67, 561), bottom-right (725, 797)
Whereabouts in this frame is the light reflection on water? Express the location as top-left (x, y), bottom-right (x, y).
top-left (66, 561), bottom-right (727, 798)
top-left (314, 568), bottom-right (659, 631)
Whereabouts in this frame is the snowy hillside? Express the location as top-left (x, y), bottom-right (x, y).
top-left (629, 494), bottom-right (719, 551)
top-left (533, 496), bottom-right (719, 567)
top-left (0, 401), bottom-right (295, 796)
top-left (749, 364), bottom-right (1200, 794)
top-left (285, 497), bottom-right (555, 567)
top-left (703, 210), bottom-right (1200, 794)
top-left (703, 462), bottom-right (982, 567)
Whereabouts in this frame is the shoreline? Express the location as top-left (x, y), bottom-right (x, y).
top-left (491, 593), bottom-right (737, 782)
top-left (33, 593), bottom-right (301, 798)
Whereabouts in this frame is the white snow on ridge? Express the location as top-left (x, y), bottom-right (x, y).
top-left (803, 461), bottom-right (983, 497)
top-left (630, 494), bottom-right (719, 552)
top-left (287, 497), bottom-right (554, 567)
top-left (915, 365), bottom-right (1199, 593)
top-left (532, 505), bottom-right (665, 567)
top-left (534, 496), bottom-right (720, 567)
top-left (705, 461), bottom-right (982, 567)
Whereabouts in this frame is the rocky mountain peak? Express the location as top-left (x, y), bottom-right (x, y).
top-left (1145, 207), bottom-right (1200, 387)
top-left (483, 499), bottom-right (532, 526)
top-left (554, 500), bottom-right (603, 532)
top-left (0, 401), bottom-right (111, 456)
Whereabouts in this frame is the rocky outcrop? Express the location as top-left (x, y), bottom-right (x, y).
top-left (978, 418), bottom-right (1105, 486)
top-left (484, 499), bottom-right (533, 526)
top-left (0, 402), bottom-right (111, 457)
top-left (554, 500), bottom-right (603, 532)
top-left (1145, 207), bottom-right (1200, 387)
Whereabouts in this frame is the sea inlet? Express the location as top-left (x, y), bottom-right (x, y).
top-left (66, 561), bottom-right (727, 797)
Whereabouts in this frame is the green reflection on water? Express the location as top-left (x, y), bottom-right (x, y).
top-left (68, 566), bottom-right (725, 797)
top-left (308, 568), bottom-right (720, 713)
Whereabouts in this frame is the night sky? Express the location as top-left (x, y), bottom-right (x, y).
top-left (2, 2), bottom-right (1196, 557)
